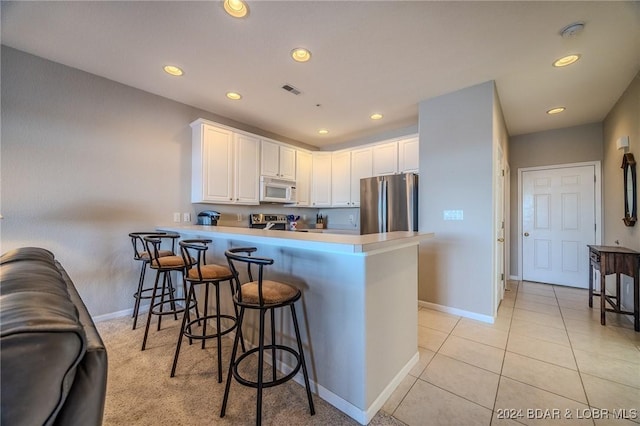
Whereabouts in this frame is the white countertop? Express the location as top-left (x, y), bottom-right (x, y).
top-left (158, 225), bottom-right (433, 254)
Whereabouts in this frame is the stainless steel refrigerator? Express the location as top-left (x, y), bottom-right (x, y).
top-left (360, 173), bottom-right (418, 235)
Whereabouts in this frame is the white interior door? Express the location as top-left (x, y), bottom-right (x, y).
top-left (522, 165), bottom-right (596, 288)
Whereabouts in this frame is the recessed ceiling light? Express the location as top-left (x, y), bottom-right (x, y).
top-left (224, 0), bottom-right (248, 18)
top-left (553, 54), bottom-right (581, 67)
top-left (546, 107), bottom-right (566, 115)
top-left (163, 65), bottom-right (184, 76)
top-left (226, 92), bottom-right (242, 100)
top-left (370, 113), bottom-right (383, 120)
top-left (318, 129), bottom-right (329, 135)
top-left (291, 48), bottom-right (312, 63)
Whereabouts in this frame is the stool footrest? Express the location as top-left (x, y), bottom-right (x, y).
top-left (232, 345), bottom-right (302, 389)
top-left (150, 298), bottom-right (196, 316)
top-left (183, 315), bottom-right (237, 340)
top-left (134, 286), bottom-right (173, 300)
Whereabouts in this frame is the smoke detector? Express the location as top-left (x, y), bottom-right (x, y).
top-left (560, 22), bottom-right (585, 39)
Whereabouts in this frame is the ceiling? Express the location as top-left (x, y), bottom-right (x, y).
top-left (2, 1), bottom-right (639, 148)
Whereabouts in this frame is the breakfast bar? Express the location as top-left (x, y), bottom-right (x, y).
top-left (158, 225), bottom-right (432, 424)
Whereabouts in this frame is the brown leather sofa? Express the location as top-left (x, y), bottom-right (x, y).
top-left (0, 247), bottom-right (108, 426)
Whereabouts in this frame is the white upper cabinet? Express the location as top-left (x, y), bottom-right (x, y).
top-left (261, 140), bottom-right (296, 181)
top-left (398, 137), bottom-right (419, 173)
top-left (279, 145), bottom-right (296, 180)
top-left (233, 133), bottom-right (260, 204)
top-left (372, 141), bottom-right (398, 176)
top-left (295, 150), bottom-right (312, 207)
top-left (331, 151), bottom-right (352, 207)
top-left (350, 147), bottom-right (373, 207)
top-left (191, 120), bottom-right (259, 205)
top-left (261, 140), bottom-right (280, 177)
top-left (311, 152), bottom-right (332, 207)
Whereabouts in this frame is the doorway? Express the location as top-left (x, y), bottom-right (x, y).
top-left (519, 162), bottom-right (602, 288)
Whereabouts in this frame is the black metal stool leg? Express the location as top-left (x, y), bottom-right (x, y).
top-left (270, 308), bottom-right (277, 381)
top-left (229, 279), bottom-right (247, 353)
top-left (141, 270), bottom-right (162, 351)
top-left (256, 309), bottom-right (266, 426)
top-left (185, 285), bottom-right (194, 346)
top-left (157, 272), bottom-right (168, 331)
top-left (290, 303), bottom-right (315, 415)
top-left (215, 283), bottom-right (223, 383)
top-left (171, 283), bottom-right (194, 377)
top-left (221, 307), bottom-right (245, 418)
top-left (202, 282), bottom-right (210, 349)
top-left (132, 261), bottom-right (147, 329)
top-left (167, 272), bottom-right (178, 321)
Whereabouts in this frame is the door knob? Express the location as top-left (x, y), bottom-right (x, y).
top-left (524, 232), bottom-right (530, 237)
top-left (497, 238), bottom-right (504, 242)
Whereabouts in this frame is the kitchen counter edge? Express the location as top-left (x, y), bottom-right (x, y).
top-left (157, 225), bottom-right (434, 254)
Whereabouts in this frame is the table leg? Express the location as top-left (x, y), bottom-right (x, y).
top-left (600, 270), bottom-right (606, 326)
top-left (616, 273), bottom-right (621, 311)
top-left (634, 275), bottom-right (639, 332)
top-left (589, 263), bottom-right (594, 308)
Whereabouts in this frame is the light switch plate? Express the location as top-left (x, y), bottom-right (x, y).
top-left (443, 210), bottom-right (464, 221)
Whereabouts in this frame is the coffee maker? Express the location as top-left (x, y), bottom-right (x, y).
top-left (197, 210), bottom-right (220, 225)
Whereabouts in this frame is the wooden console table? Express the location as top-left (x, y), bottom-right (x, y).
top-left (588, 245), bottom-right (639, 331)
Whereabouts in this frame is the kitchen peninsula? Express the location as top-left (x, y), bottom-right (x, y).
top-left (158, 225), bottom-right (432, 424)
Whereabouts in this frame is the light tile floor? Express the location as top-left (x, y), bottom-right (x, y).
top-left (384, 281), bottom-right (640, 425)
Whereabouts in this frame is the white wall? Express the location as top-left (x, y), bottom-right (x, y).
top-left (418, 81), bottom-right (497, 319)
top-left (0, 47), bottom-right (312, 316)
top-left (602, 72), bottom-right (639, 313)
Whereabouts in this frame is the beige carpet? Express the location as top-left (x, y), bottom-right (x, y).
top-left (97, 315), bottom-right (403, 425)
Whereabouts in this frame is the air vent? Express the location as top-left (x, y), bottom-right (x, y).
top-left (282, 84), bottom-right (301, 95)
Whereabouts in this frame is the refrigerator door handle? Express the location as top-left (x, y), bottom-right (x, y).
top-left (381, 179), bottom-right (388, 232)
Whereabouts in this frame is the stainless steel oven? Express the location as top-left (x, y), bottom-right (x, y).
top-left (249, 213), bottom-right (288, 230)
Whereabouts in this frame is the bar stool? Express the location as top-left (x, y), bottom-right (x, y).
top-left (141, 234), bottom-right (198, 351)
top-left (171, 239), bottom-right (244, 382)
top-left (221, 247), bottom-right (315, 425)
top-left (129, 232), bottom-right (174, 330)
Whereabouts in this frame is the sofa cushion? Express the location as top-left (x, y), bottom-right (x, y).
top-left (0, 247), bottom-right (93, 426)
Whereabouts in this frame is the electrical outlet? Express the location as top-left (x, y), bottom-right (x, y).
top-left (183, 213), bottom-right (191, 222)
top-left (237, 213), bottom-right (242, 222)
top-left (349, 214), bottom-right (354, 223)
top-left (173, 212), bottom-right (181, 223)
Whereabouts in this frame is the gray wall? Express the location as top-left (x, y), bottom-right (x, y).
top-left (508, 123), bottom-right (604, 276)
top-left (418, 81), bottom-right (497, 318)
top-left (602, 72), bottom-right (639, 311)
top-left (0, 47), bottom-right (312, 316)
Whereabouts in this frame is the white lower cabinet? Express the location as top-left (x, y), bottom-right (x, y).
top-left (311, 152), bottom-right (332, 207)
top-left (191, 120), bottom-right (259, 205)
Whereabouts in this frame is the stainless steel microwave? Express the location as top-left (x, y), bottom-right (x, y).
top-left (259, 176), bottom-right (296, 203)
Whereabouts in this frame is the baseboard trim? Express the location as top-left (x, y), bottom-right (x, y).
top-left (418, 300), bottom-right (494, 324)
top-left (509, 275), bottom-right (520, 281)
top-left (93, 305), bottom-right (149, 323)
top-left (236, 334), bottom-right (418, 425)
top-left (277, 349), bottom-right (419, 425)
